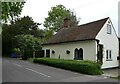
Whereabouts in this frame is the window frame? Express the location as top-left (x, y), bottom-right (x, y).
top-left (107, 24), bottom-right (112, 34)
top-left (106, 50), bottom-right (112, 61)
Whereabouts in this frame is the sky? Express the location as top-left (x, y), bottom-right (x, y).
top-left (21, 0), bottom-right (119, 36)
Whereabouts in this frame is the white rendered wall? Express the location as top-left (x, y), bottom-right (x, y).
top-left (43, 40), bottom-right (97, 61)
top-left (96, 19), bottom-right (119, 69)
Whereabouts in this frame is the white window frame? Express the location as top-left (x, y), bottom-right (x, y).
top-left (107, 24), bottom-right (111, 34)
top-left (106, 50), bottom-right (112, 61)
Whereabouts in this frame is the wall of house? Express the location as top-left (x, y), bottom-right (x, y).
top-left (96, 18), bottom-right (119, 69)
top-left (42, 40), bottom-right (97, 61)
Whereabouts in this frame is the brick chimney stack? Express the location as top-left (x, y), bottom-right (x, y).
top-left (63, 18), bottom-right (70, 28)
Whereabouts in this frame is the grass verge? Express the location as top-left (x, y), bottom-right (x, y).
top-left (111, 76), bottom-right (120, 80)
top-left (27, 58), bottom-right (34, 63)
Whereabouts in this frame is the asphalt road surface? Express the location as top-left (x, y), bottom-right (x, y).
top-left (2, 57), bottom-right (119, 83)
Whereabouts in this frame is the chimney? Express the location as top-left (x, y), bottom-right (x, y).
top-left (63, 18), bottom-right (70, 28)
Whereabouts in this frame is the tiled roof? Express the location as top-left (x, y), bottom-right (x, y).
top-left (43, 17), bottom-right (109, 45)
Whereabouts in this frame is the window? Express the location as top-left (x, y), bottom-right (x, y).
top-left (107, 24), bottom-right (111, 34)
top-left (74, 48), bottom-right (83, 60)
top-left (74, 48), bottom-right (79, 60)
top-left (106, 50), bottom-right (112, 61)
top-left (78, 48), bottom-right (83, 60)
top-left (46, 49), bottom-right (50, 58)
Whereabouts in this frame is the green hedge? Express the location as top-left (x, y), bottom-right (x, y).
top-left (33, 58), bottom-right (103, 75)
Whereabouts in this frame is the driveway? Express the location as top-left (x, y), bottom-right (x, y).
top-left (103, 68), bottom-right (120, 77)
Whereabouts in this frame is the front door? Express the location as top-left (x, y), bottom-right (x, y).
top-left (97, 44), bottom-right (103, 65)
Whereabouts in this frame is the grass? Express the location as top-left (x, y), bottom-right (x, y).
top-left (27, 58), bottom-right (34, 63)
top-left (117, 76), bottom-right (120, 80)
top-left (33, 58), bottom-right (103, 75)
top-left (111, 76), bottom-right (120, 80)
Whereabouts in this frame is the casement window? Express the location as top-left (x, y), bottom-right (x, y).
top-left (106, 50), bottom-right (112, 61)
top-left (107, 24), bottom-right (111, 34)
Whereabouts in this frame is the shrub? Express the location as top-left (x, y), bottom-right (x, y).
top-left (27, 58), bottom-right (34, 63)
top-left (34, 58), bottom-right (103, 75)
top-left (12, 48), bottom-right (20, 55)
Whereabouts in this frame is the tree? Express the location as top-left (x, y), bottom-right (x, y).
top-left (14, 34), bottom-right (41, 59)
top-left (2, 16), bottom-right (44, 55)
top-left (1, 2), bottom-right (25, 22)
top-left (11, 16), bottom-right (40, 31)
top-left (44, 29), bottom-right (54, 41)
top-left (30, 29), bottom-right (45, 39)
top-left (44, 5), bottom-right (79, 35)
top-left (2, 24), bottom-right (13, 55)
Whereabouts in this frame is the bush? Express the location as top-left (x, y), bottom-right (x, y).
top-left (27, 58), bottom-right (34, 63)
top-left (12, 48), bottom-right (21, 55)
top-left (34, 58), bottom-right (103, 75)
top-left (21, 50), bottom-right (33, 60)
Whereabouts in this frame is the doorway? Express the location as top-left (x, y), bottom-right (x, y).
top-left (97, 44), bottom-right (103, 64)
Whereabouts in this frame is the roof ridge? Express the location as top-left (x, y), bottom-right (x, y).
top-left (43, 17), bottom-right (109, 45)
top-left (78, 17), bottom-right (109, 27)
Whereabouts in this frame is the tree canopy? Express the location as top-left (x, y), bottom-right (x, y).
top-left (2, 16), bottom-right (43, 37)
top-left (1, 2), bottom-right (25, 22)
top-left (12, 16), bottom-right (41, 31)
top-left (14, 34), bottom-right (41, 58)
top-left (2, 16), bottom-right (44, 55)
top-left (44, 5), bottom-right (79, 32)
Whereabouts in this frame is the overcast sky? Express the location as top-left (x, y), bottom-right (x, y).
top-left (21, 0), bottom-right (119, 36)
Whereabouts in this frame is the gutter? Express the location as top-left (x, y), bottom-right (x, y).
top-left (42, 39), bottom-right (98, 45)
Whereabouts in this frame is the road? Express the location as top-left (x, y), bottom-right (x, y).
top-left (2, 57), bottom-right (119, 83)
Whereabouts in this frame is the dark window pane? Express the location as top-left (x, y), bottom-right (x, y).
top-left (107, 24), bottom-right (111, 34)
top-left (46, 49), bottom-right (50, 58)
top-left (106, 50), bottom-right (108, 59)
top-left (109, 50), bottom-right (111, 59)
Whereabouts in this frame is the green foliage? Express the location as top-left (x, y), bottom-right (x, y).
top-left (12, 48), bottom-right (20, 55)
top-left (44, 4), bottom-right (79, 39)
top-left (2, 16), bottom-right (44, 55)
top-left (1, 2), bottom-right (25, 22)
top-left (27, 58), bottom-right (34, 63)
top-left (0, 27), bottom-right (2, 34)
top-left (13, 16), bottom-right (40, 31)
top-left (44, 29), bottom-right (54, 40)
top-left (111, 76), bottom-right (120, 80)
top-left (34, 58), bottom-right (103, 75)
top-left (14, 34), bottom-right (42, 58)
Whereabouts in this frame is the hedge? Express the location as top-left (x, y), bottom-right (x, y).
top-left (33, 58), bottom-right (103, 75)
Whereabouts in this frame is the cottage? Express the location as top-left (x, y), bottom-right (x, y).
top-left (42, 17), bottom-right (119, 69)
